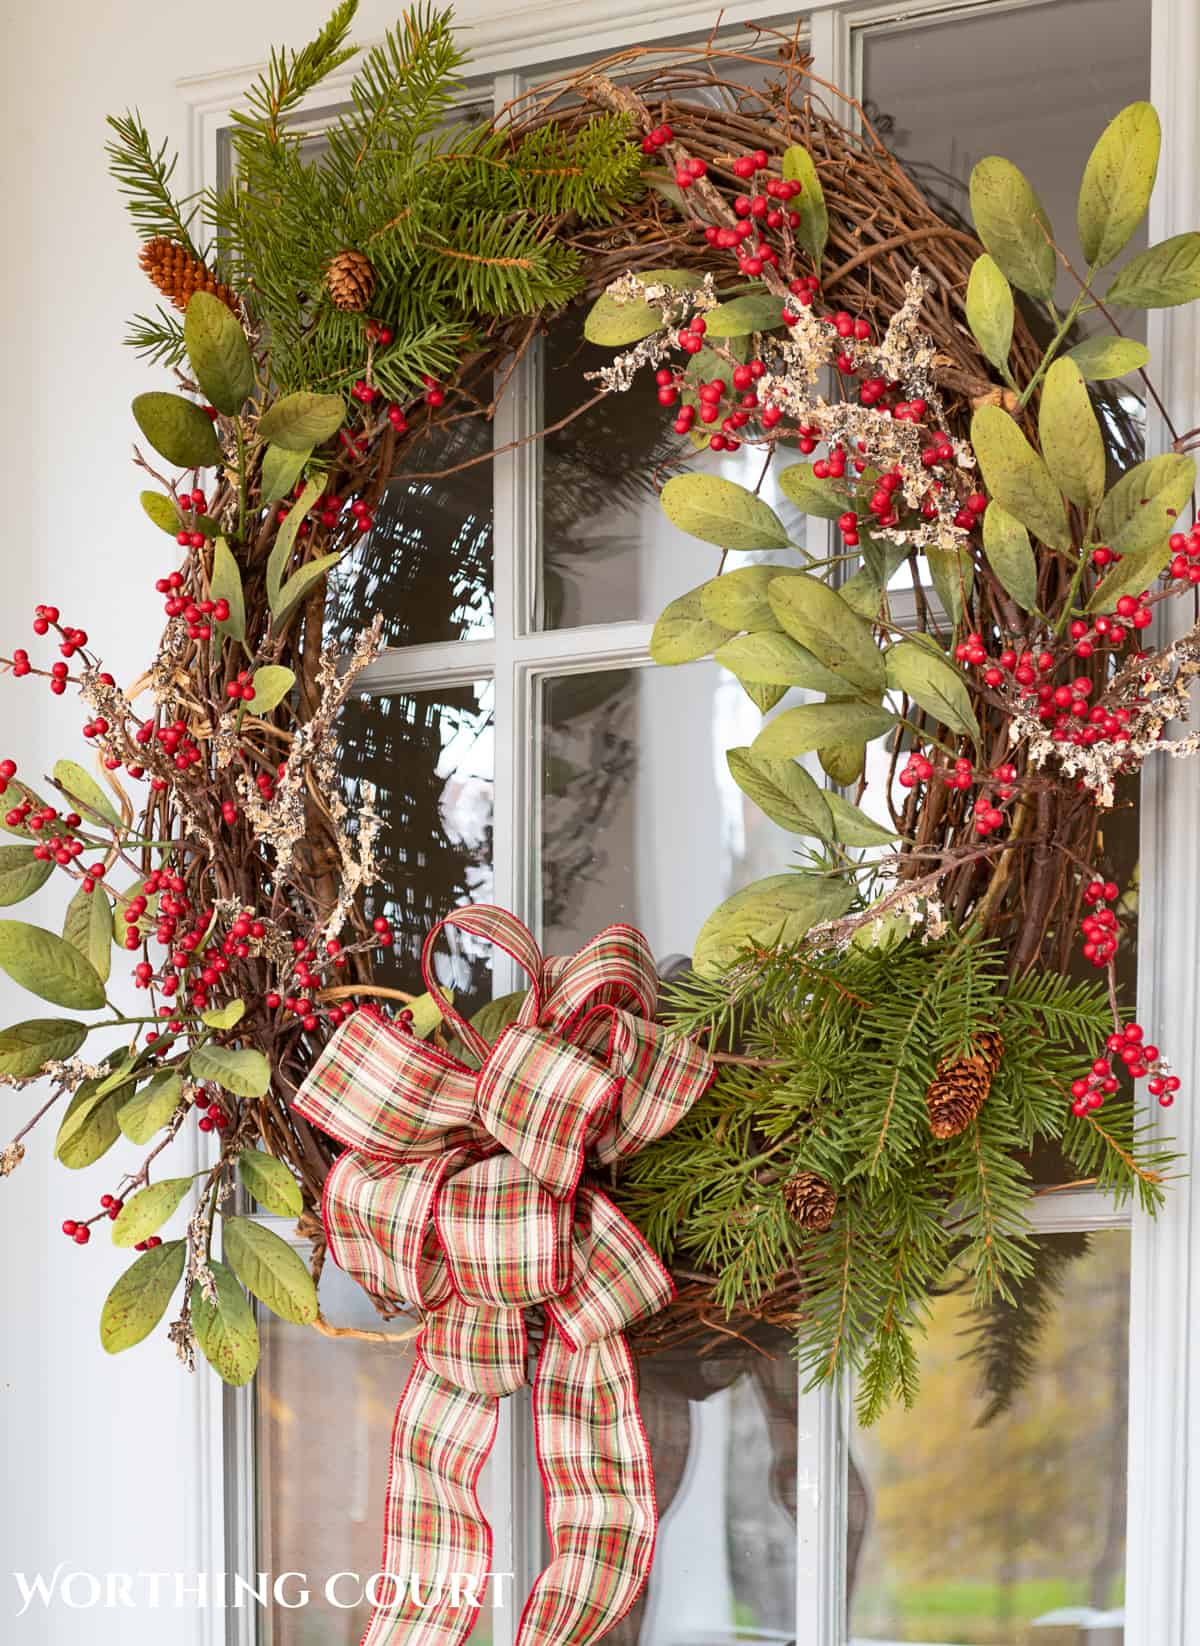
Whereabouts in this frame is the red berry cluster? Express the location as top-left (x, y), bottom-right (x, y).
top-left (1079, 878), bottom-right (1122, 967)
top-left (134, 715), bottom-right (204, 782)
top-left (225, 670), bottom-right (256, 703)
top-left (155, 570), bottom-right (230, 639)
top-left (197, 1091), bottom-right (229, 1133)
top-left (639, 123), bottom-right (673, 156)
top-left (364, 320), bottom-right (394, 347)
top-left (956, 633), bottom-right (1137, 751)
top-left (674, 155), bottom-right (708, 189)
top-left (1168, 523), bottom-right (1200, 584)
top-left (1070, 1021), bottom-right (1181, 1115)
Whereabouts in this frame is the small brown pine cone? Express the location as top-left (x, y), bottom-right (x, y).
top-left (974, 1029), bottom-right (1005, 1073)
top-left (783, 1170), bottom-right (838, 1232)
top-left (139, 236), bottom-right (240, 316)
top-left (325, 249), bottom-right (377, 312)
top-left (926, 1053), bottom-right (992, 1139)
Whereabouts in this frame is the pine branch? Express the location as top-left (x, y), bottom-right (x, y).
top-left (125, 307), bottom-right (187, 367)
top-left (105, 112), bottom-right (204, 258)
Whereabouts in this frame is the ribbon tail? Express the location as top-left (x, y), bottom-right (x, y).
top-left (363, 1354), bottom-right (499, 1646)
top-left (517, 1329), bottom-right (657, 1646)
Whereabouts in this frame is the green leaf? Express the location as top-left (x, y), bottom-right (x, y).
top-left (700, 565), bottom-right (805, 630)
top-left (694, 871), bottom-right (855, 977)
top-left (649, 586), bottom-right (732, 664)
top-left (199, 998), bottom-right (246, 1030)
top-left (982, 503), bottom-right (1039, 609)
top-left (245, 666), bottom-right (295, 715)
top-left (819, 743), bottom-right (866, 786)
top-left (1077, 102), bottom-right (1160, 268)
top-left (704, 294), bottom-right (786, 337)
top-left (971, 405), bottom-right (1071, 551)
top-left (406, 990), bottom-right (451, 1040)
top-left (100, 1240), bottom-right (186, 1354)
top-left (726, 747), bottom-right (833, 837)
top-left (140, 490), bottom-right (182, 535)
top-left (183, 291), bottom-right (255, 415)
top-left (582, 269), bottom-right (704, 346)
top-left (259, 443), bottom-right (312, 507)
top-left (0, 845), bottom-right (53, 906)
top-left (266, 475), bottom-right (326, 609)
top-left (93, 1054), bottom-right (138, 1098)
top-left (753, 701), bottom-right (896, 759)
top-left (660, 473), bottom-right (791, 552)
top-left (782, 145), bottom-right (828, 263)
top-left (191, 1260), bottom-right (260, 1386)
top-left (1106, 232), bottom-right (1200, 308)
top-left (111, 1178), bottom-right (193, 1248)
top-left (715, 632), bottom-right (848, 695)
top-left (768, 575), bottom-right (886, 694)
top-left (190, 1043), bottom-right (270, 1098)
top-left (210, 538), bottom-right (246, 645)
top-left (0, 1017), bottom-right (87, 1078)
top-left (55, 1076), bottom-right (122, 1168)
top-left (823, 791), bottom-right (898, 847)
top-left (1086, 541), bottom-right (1178, 612)
top-left (62, 884), bottom-right (112, 984)
top-left (53, 759), bottom-right (122, 830)
top-left (131, 391), bottom-right (223, 469)
top-left (965, 255), bottom-right (1014, 372)
top-left (0, 920), bottom-right (106, 1010)
top-left (1039, 358), bottom-right (1106, 512)
top-left (222, 1216), bottom-right (318, 1324)
top-left (969, 157), bottom-right (1057, 300)
top-left (238, 1148), bottom-right (304, 1218)
top-left (777, 462), bottom-right (847, 521)
top-left (741, 679), bottom-right (788, 716)
top-left (925, 545), bottom-right (975, 629)
top-left (1095, 453), bottom-right (1196, 554)
top-left (118, 1070), bottom-right (183, 1144)
top-left (272, 552), bottom-right (343, 629)
top-left (886, 640), bottom-right (980, 744)
top-left (257, 391), bottom-right (345, 451)
top-left (1067, 335), bottom-right (1151, 381)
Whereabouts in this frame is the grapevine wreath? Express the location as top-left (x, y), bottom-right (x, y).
top-left (1, 0), bottom-right (1198, 1440)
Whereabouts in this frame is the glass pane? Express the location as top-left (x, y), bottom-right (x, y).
top-left (539, 663), bottom-right (817, 959)
top-left (339, 683), bottom-right (494, 1016)
top-left (849, 1229), bottom-right (1131, 1646)
top-left (537, 311), bottom-right (809, 630)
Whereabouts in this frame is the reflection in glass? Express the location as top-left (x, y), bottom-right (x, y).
top-left (339, 684), bottom-right (494, 1016)
top-left (849, 1230), bottom-right (1130, 1646)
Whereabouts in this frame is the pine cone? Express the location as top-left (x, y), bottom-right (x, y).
top-left (782, 1170), bottom-right (838, 1232)
top-left (926, 1031), bottom-right (1004, 1139)
top-left (325, 249), bottom-right (377, 312)
top-left (139, 237), bottom-right (240, 316)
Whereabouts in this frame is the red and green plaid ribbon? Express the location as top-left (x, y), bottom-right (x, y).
top-left (294, 905), bottom-right (714, 1646)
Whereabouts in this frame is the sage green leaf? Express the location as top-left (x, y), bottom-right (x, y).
top-left (100, 1241), bottom-right (186, 1353)
top-left (93, 1054), bottom-right (138, 1098)
top-left (199, 998), bottom-right (245, 1030)
top-left (266, 475), bottom-right (326, 608)
top-left (238, 1148), bottom-right (304, 1218)
top-left (965, 254), bottom-right (1014, 371)
top-left (1086, 540), bottom-right (1177, 612)
top-left (210, 538), bottom-right (246, 645)
top-left (753, 701), bottom-right (896, 759)
top-left (406, 990), bottom-right (451, 1040)
top-left (272, 552), bottom-right (343, 628)
top-left (782, 145), bottom-right (828, 263)
top-left (700, 566), bottom-right (778, 630)
top-left (837, 566), bottom-right (885, 621)
top-left (1077, 102), bottom-right (1160, 267)
top-left (1039, 358), bottom-right (1105, 510)
top-left (661, 473), bottom-right (791, 552)
top-left (924, 546), bottom-right (975, 629)
top-left (118, 1071), bottom-right (183, 1144)
top-left (694, 871), bottom-right (855, 977)
top-left (1095, 453), bottom-right (1196, 554)
top-left (0, 845), bottom-right (53, 906)
top-left (53, 759), bottom-right (122, 830)
top-left (971, 405), bottom-right (1071, 551)
top-left (819, 743), bottom-right (866, 786)
top-left (183, 291), bottom-right (255, 415)
top-left (704, 294), bottom-right (786, 337)
top-left (191, 1260), bottom-right (260, 1386)
top-left (583, 269), bottom-right (704, 346)
top-left (190, 1043), bottom-right (270, 1098)
top-left (886, 640), bottom-right (980, 744)
top-left (62, 884), bottom-right (112, 984)
top-left (982, 503), bottom-right (1039, 610)
top-left (257, 390), bottom-right (345, 451)
top-left (112, 1178), bottom-right (193, 1249)
top-left (824, 791), bottom-right (898, 847)
top-left (222, 1216), bottom-right (318, 1324)
top-left (778, 462), bottom-right (847, 521)
top-left (140, 490), bottom-right (181, 535)
top-left (55, 1078), bottom-right (121, 1168)
top-left (715, 632), bottom-right (847, 694)
top-left (767, 574), bottom-right (886, 694)
top-left (969, 157), bottom-right (1057, 300)
top-left (0, 1017), bottom-right (87, 1079)
top-left (245, 666), bottom-right (295, 715)
top-left (726, 747), bottom-right (833, 837)
top-left (131, 392), bottom-right (223, 469)
top-left (650, 587), bottom-right (731, 664)
top-left (741, 680), bottom-right (787, 715)
top-left (0, 921), bottom-right (106, 1010)
top-left (1106, 232), bottom-right (1200, 308)
top-left (259, 443), bottom-right (312, 507)
top-left (1067, 336), bottom-right (1151, 380)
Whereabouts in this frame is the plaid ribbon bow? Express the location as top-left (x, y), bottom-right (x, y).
top-left (294, 905), bottom-right (714, 1646)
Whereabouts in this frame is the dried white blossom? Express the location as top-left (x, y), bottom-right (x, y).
top-left (0, 1141), bottom-right (25, 1177)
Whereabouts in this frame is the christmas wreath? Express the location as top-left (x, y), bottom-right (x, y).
top-left (1, 0), bottom-right (1197, 1436)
